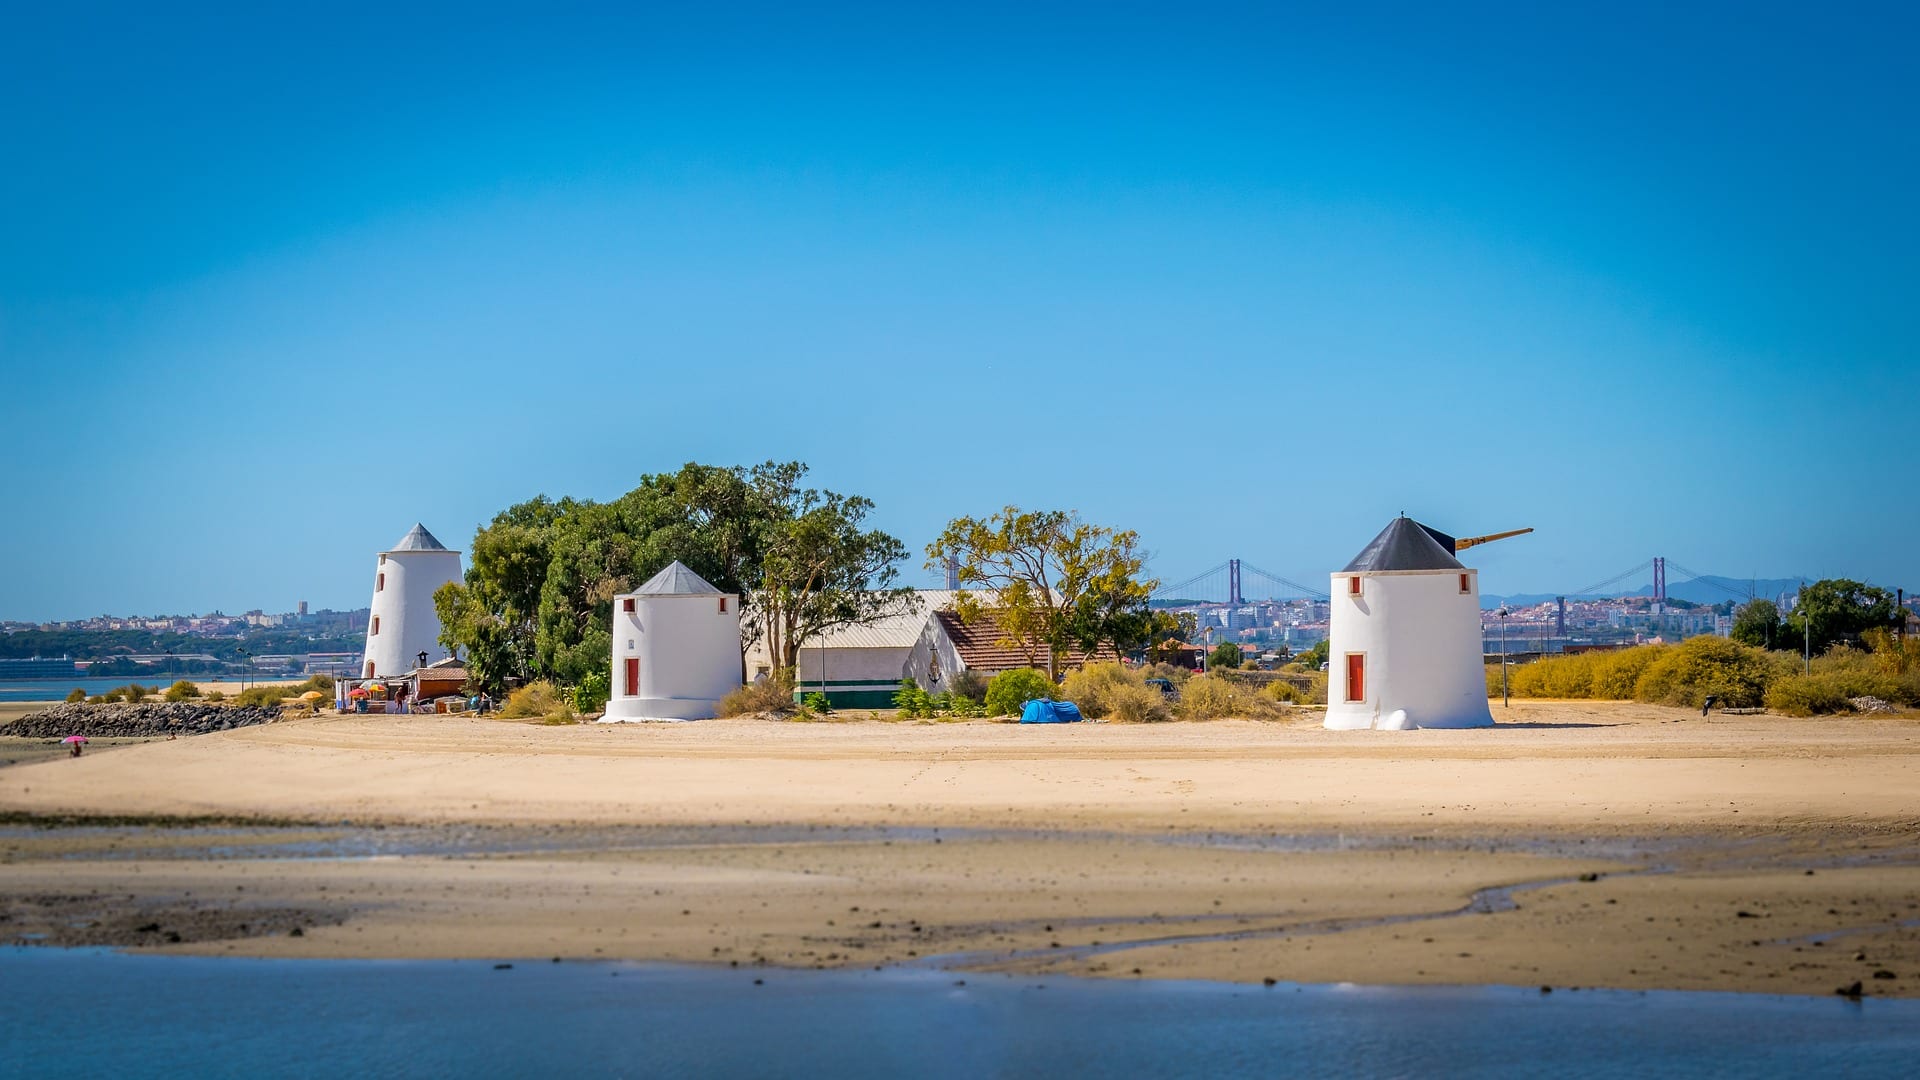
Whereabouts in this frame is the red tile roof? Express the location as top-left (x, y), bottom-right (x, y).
top-left (934, 610), bottom-right (1119, 672)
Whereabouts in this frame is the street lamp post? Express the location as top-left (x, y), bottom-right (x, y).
top-left (1498, 607), bottom-right (1511, 708)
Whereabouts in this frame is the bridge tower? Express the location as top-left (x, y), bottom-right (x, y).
top-left (1555, 597), bottom-right (1566, 637)
top-left (1228, 559), bottom-right (1243, 605)
top-left (1652, 557), bottom-right (1666, 612)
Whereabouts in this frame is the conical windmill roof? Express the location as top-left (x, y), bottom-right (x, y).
top-left (633, 560), bottom-right (723, 596)
top-left (1341, 517), bottom-right (1464, 573)
top-left (386, 523), bottom-right (453, 553)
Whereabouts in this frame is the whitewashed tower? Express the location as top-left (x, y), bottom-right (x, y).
top-left (1323, 517), bottom-right (1495, 731)
top-left (361, 524), bottom-right (463, 679)
top-left (603, 561), bottom-right (742, 722)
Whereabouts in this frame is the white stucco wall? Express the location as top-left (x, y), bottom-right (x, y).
top-left (903, 616), bottom-right (967, 690)
top-left (604, 591), bottom-right (742, 721)
top-left (362, 550), bottom-right (462, 680)
top-left (1323, 568), bottom-right (1494, 731)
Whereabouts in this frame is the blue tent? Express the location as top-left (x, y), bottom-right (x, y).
top-left (1019, 699), bottom-right (1084, 724)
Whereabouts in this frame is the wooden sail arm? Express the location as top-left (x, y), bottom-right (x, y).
top-left (1454, 528), bottom-right (1533, 552)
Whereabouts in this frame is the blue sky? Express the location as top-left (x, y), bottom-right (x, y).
top-left (2, 3), bottom-right (1915, 621)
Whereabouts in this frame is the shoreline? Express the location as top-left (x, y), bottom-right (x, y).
top-left (2, 701), bottom-right (1916, 999)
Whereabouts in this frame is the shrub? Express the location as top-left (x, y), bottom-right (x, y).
top-left (87, 695), bottom-right (107, 705)
top-left (1059, 662), bottom-right (1149, 719)
top-left (118, 684), bottom-right (151, 704)
top-left (1765, 673), bottom-right (1864, 717)
top-left (1590, 646), bottom-right (1664, 700)
top-left (892, 679), bottom-right (931, 718)
top-left (1107, 683), bottom-right (1172, 723)
top-left (164, 680), bottom-right (202, 703)
top-left (1176, 674), bottom-right (1281, 721)
top-left (948, 669), bottom-right (989, 702)
top-left (65, 688), bottom-right (86, 703)
top-left (717, 670), bottom-right (797, 718)
top-left (984, 668), bottom-right (1055, 718)
top-left (235, 685), bottom-right (295, 707)
top-left (204, 690), bottom-right (226, 702)
top-left (1632, 636), bottom-right (1776, 709)
top-left (569, 670), bottom-right (611, 715)
top-left (802, 691), bottom-right (832, 714)
top-left (499, 680), bottom-right (573, 721)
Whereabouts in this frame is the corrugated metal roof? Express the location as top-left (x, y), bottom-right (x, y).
top-left (934, 610), bottom-right (1118, 671)
top-left (633, 561), bottom-right (722, 596)
top-left (388, 523), bottom-right (451, 552)
top-left (796, 590), bottom-right (964, 650)
top-left (1341, 517), bottom-right (1464, 573)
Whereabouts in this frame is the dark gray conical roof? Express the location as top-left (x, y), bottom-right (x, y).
top-left (633, 560), bottom-right (722, 595)
top-left (1341, 517), bottom-right (1464, 573)
top-left (388, 523), bottom-right (451, 552)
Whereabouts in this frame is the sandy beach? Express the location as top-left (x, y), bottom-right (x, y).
top-left (2, 700), bottom-right (1916, 997)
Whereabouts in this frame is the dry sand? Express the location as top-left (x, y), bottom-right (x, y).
top-left (2, 700), bottom-right (1916, 997)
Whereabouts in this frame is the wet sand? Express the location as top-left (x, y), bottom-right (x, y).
top-left (1, 701), bottom-right (1916, 997)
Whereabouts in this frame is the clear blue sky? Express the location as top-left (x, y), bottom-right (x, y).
top-left (3, 3), bottom-right (1915, 621)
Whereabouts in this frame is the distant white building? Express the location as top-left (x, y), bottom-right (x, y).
top-left (1323, 517), bottom-right (1494, 731)
top-left (361, 524), bottom-right (462, 680)
top-left (603, 561), bottom-right (741, 722)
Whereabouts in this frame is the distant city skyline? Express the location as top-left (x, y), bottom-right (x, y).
top-left (3, 5), bottom-right (1915, 622)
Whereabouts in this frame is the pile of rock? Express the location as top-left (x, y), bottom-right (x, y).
top-left (1849, 696), bottom-right (1897, 715)
top-left (4, 701), bottom-right (282, 739)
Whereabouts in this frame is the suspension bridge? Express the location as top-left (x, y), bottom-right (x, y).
top-left (1151, 556), bottom-right (1764, 607)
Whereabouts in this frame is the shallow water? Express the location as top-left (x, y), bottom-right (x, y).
top-left (2, 949), bottom-right (1914, 1078)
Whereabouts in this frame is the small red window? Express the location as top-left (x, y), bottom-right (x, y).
top-left (1459, 573), bottom-right (1470, 593)
top-left (377, 573), bottom-right (385, 592)
top-left (622, 598), bottom-right (635, 613)
top-left (718, 597), bottom-right (727, 613)
top-left (1347, 576), bottom-right (1362, 596)
top-left (371, 616), bottom-right (380, 635)
top-left (365, 662), bottom-right (375, 678)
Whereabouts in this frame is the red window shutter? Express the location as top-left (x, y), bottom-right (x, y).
top-left (1348, 576), bottom-right (1362, 596)
top-left (719, 597), bottom-right (727, 613)
top-left (622, 598), bottom-right (635, 613)
top-left (624, 657), bottom-right (640, 697)
top-left (377, 573), bottom-right (384, 592)
top-left (1460, 573), bottom-right (1470, 593)
top-left (1346, 654), bottom-right (1366, 703)
top-left (366, 662), bottom-right (375, 678)
top-left (371, 616), bottom-right (380, 635)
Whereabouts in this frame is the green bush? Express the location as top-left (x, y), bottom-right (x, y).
top-left (164, 680), bottom-right (202, 703)
top-left (570, 670), bottom-right (611, 715)
top-left (1764, 673), bottom-right (1862, 717)
top-left (65, 687), bottom-right (86, 703)
top-left (892, 679), bottom-right (933, 718)
top-left (716, 673), bottom-right (800, 718)
top-left (1207, 643), bottom-right (1243, 670)
top-left (204, 689), bottom-right (226, 702)
top-left (117, 684), bottom-right (151, 704)
top-left (498, 680), bottom-right (572, 720)
top-left (802, 691), bottom-right (832, 713)
top-left (87, 694), bottom-right (107, 705)
top-left (984, 668), bottom-right (1055, 718)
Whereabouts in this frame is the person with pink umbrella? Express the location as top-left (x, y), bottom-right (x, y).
top-left (62, 735), bottom-right (87, 758)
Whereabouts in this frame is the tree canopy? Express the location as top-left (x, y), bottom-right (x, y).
top-left (925, 506), bottom-right (1158, 680)
top-left (1729, 598), bottom-right (1781, 649)
top-left (436, 462), bottom-right (909, 694)
top-left (1783, 579), bottom-right (1901, 654)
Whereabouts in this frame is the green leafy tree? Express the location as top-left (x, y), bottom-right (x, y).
top-left (926, 507), bottom-right (1158, 680)
top-left (1207, 642), bottom-right (1243, 671)
top-left (752, 469), bottom-right (913, 673)
top-left (1784, 580), bottom-right (1900, 654)
top-left (1295, 639), bottom-right (1331, 670)
top-left (1730, 599), bottom-right (1781, 649)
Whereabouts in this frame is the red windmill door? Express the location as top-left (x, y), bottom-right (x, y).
top-left (1345, 653), bottom-right (1366, 703)
top-left (624, 657), bottom-right (640, 697)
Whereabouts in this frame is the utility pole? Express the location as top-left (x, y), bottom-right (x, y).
top-left (1802, 580), bottom-right (1811, 675)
